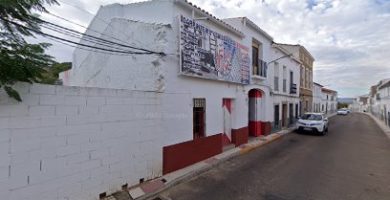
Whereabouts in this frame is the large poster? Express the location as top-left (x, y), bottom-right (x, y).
top-left (180, 16), bottom-right (250, 84)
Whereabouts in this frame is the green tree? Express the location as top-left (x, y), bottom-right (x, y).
top-left (0, 0), bottom-right (59, 101)
top-left (39, 62), bottom-right (71, 84)
top-left (337, 103), bottom-right (349, 109)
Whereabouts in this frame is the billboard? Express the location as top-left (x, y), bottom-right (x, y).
top-left (179, 16), bottom-right (250, 84)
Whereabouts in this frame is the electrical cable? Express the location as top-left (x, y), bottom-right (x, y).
top-left (47, 12), bottom-right (137, 47)
top-left (1, 17), bottom-right (155, 55)
top-left (40, 23), bottom-right (147, 53)
top-left (38, 18), bottom-right (165, 55)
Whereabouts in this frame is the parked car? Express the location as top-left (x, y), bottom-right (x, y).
top-left (296, 113), bottom-right (329, 135)
top-left (337, 109), bottom-right (348, 115)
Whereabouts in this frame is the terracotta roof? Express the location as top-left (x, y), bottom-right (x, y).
top-left (272, 42), bottom-right (302, 64)
top-left (104, 0), bottom-right (244, 37)
top-left (223, 17), bottom-right (273, 41)
top-left (378, 79), bottom-right (390, 89)
top-left (277, 43), bottom-right (315, 61)
top-left (175, 0), bottom-right (244, 37)
top-left (314, 82), bottom-right (324, 87)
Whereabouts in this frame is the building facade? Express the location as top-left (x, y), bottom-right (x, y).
top-left (279, 44), bottom-right (314, 115)
top-left (367, 79), bottom-right (390, 126)
top-left (268, 43), bottom-right (301, 131)
top-left (321, 88), bottom-right (338, 114)
top-left (223, 16), bottom-right (276, 137)
top-left (352, 95), bottom-right (369, 112)
top-left (313, 82), bottom-right (323, 112)
top-left (53, 0), bottom-right (326, 198)
top-left (61, 0), bottom-right (289, 190)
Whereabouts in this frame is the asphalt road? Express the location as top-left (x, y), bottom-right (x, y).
top-left (159, 113), bottom-right (390, 200)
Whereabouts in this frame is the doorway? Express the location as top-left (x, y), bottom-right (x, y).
top-left (274, 104), bottom-right (280, 130)
top-left (193, 98), bottom-right (206, 139)
top-left (282, 103), bottom-right (287, 128)
top-left (248, 89), bottom-right (262, 136)
top-left (289, 103), bottom-right (294, 126)
top-left (223, 98), bottom-right (232, 143)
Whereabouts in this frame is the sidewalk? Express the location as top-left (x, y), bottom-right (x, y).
top-left (107, 113), bottom-right (336, 200)
top-left (362, 112), bottom-right (390, 139)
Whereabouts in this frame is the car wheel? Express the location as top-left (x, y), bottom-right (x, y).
top-left (320, 126), bottom-right (326, 136)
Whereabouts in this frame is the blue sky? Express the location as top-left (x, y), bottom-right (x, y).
top-left (37, 0), bottom-right (390, 97)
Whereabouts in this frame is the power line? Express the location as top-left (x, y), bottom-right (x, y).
top-left (47, 12), bottom-right (137, 48)
top-left (47, 36), bottom-right (135, 56)
top-left (40, 23), bottom-right (144, 53)
top-left (38, 18), bottom-right (165, 55)
top-left (56, 0), bottom-right (148, 48)
top-left (1, 17), bottom-right (155, 55)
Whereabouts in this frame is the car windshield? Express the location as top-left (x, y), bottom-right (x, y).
top-left (301, 114), bottom-right (322, 121)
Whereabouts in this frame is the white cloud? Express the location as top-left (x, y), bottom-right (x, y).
top-left (40, 0), bottom-right (390, 97)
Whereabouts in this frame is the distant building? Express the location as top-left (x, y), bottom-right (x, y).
top-left (313, 82), bottom-right (323, 112)
top-left (352, 94), bottom-right (369, 112)
top-left (368, 78), bottom-right (390, 126)
top-left (321, 88), bottom-right (338, 114)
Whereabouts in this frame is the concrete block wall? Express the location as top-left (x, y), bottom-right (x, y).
top-left (0, 83), bottom-right (182, 200)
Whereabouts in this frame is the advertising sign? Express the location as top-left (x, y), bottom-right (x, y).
top-left (180, 16), bottom-right (250, 84)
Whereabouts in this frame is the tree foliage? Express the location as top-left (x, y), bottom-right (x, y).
top-left (39, 62), bottom-right (71, 84)
top-left (0, 0), bottom-right (59, 101)
top-left (337, 103), bottom-right (349, 109)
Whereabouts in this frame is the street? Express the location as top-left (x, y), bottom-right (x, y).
top-left (159, 113), bottom-right (390, 200)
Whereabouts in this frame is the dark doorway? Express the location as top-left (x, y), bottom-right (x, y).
top-left (282, 104), bottom-right (287, 128)
top-left (193, 98), bottom-right (206, 139)
top-left (274, 104), bottom-right (280, 130)
top-left (289, 103), bottom-right (294, 125)
top-left (248, 89), bottom-right (262, 136)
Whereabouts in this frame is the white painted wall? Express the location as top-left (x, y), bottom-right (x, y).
top-left (313, 83), bottom-right (322, 112)
top-left (223, 17), bottom-right (275, 122)
top-left (375, 83), bottom-right (390, 124)
top-left (267, 46), bottom-right (300, 126)
top-left (0, 83), bottom-right (192, 200)
top-left (321, 90), bottom-right (338, 114)
top-left (63, 0), bottom-right (274, 135)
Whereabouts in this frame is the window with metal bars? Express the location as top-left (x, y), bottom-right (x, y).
top-left (193, 98), bottom-right (206, 139)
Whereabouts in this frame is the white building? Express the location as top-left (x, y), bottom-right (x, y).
top-left (377, 80), bottom-right (390, 125)
top-left (368, 79), bottom-right (390, 126)
top-left (313, 82), bottom-right (323, 112)
top-left (352, 94), bottom-right (369, 112)
top-left (269, 43), bottom-right (301, 130)
top-left (222, 16), bottom-right (276, 136)
top-left (321, 88), bottom-right (338, 114)
top-left (61, 0), bottom-right (281, 194)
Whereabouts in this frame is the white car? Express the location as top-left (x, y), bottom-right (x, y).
top-left (337, 109), bottom-right (348, 115)
top-left (296, 113), bottom-right (329, 135)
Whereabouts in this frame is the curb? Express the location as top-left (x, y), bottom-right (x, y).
top-left (361, 112), bottom-right (390, 139)
top-left (123, 128), bottom-right (295, 200)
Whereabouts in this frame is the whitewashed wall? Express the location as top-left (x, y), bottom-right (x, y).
top-left (0, 83), bottom-right (191, 200)
top-left (313, 83), bottom-right (322, 112)
top-left (64, 0), bottom-right (252, 134)
top-left (223, 18), bottom-right (275, 122)
top-left (268, 46), bottom-right (300, 124)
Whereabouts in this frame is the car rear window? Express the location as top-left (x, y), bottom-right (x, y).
top-left (301, 114), bottom-right (322, 121)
